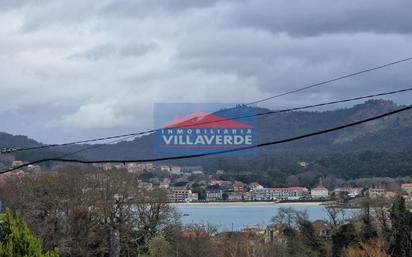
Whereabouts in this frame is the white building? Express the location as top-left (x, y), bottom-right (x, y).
top-left (334, 187), bottom-right (362, 198)
top-left (191, 193), bottom-right (199, 201)
top-left (227, 192), bottom-right (243, 201)
top-left (206, 189), bottom-right (223, 201)
top-left (160, 165), bottom-right (171, 172)
top-left (311, 186), bottom-right (329, 199)
top-left (159, 181), bottom-right (169, 189)
top-left (216, 170), bottom-right (224, 175)
top-left (172, 189), bottom-right (193, 202)
top-left (368, 188), bottom-right (385, 198)
top-left (269, 187), bottom-right (308, 200)
top-left (251, 185), bottom-right (269, 200)
top-left (27, 164), bottom-right (41, 172)
top-left (170, 166), bottom-right (182, 175)
top-left (251, 186), bottom-right (309, 201)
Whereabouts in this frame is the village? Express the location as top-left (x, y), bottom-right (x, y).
top-left (2, 160), bottom-right (412, 207)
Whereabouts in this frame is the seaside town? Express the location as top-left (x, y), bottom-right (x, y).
top-left (2, 1), bottom-right (412, 256)
top-left (1, 157), bottom-right (412, 257)
top-left (2, 160), bottom-right (412, 206)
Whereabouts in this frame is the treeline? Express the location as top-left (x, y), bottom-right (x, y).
top-left (265, 197), bottom-right (412, 257)
top-left (0, 167), bottom-right (265, 257)
top-left (0, 209), bottom-right (59, 256)
top-left (317, 150), bottom-right (412, 179)
top-left (201, 150), bottom-right (412, 179)
top-left (0, 167), bottom-right (176, 256)
top-left (1, 167), bottom-right (412, 257)
top-left (75, 99), bottom-right (412, 161)
top-left (198, 150), bottom-right (412, 188)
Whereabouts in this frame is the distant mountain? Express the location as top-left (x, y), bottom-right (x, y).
top-left (68, 99), bottom-right (412, 160)
top-left (253, 99), bottom-right (412, 153)
top-left (0, 132), bottom-right (42, 150)
top-left (0, 133), bottom-right (61, 163)
top-left (2, 99), bottom-right (412, 176)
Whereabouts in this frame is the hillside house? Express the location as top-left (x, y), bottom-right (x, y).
top-left (311, 186), bottom-right (329, 199)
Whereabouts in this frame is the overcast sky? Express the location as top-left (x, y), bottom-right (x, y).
top-left (1, 0), bottom-right (412, 143)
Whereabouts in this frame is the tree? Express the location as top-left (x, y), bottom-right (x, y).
top-left (271, 207), bottom-right (308, 229)
top-left (0, 209), bottom-right (59, 257)
top-left (218, 231), bottom-right (278, 257)
top-left (325, 206), bottom-right (347, 230)
top-left (222, 192), bottom-right (229, 201)
top-left (145, 234), bottom-right (171, 257)
top-left (134, 188), bottom-right (177, 254)
top-left (332, 223), bottom-right (359, 257)
top-left (165, 225), bottom-right (217, 257)
top-left (298, 219), bottom-right (327, 257)
top-left (344, 239), bottom-right (390, 257)
top-left (389, 196), bottom-right (412, 257)
top-left (282, 226), bottom-right (305, 257)
top-left (371, 196), bottom-right (392, 244)
top-left (0, 167), bottom-right (177, 257)
top-left (360, 198), bottom-right (378, 241)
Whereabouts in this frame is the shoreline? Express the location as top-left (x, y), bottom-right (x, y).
top-left (171, 201), bottom-right (324, 206)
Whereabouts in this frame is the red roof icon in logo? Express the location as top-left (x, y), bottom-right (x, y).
top-left (162, 112), bottom-right (253, 129)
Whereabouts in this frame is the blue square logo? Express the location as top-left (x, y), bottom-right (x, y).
top-left (154, 103), bottom-right (257, 156)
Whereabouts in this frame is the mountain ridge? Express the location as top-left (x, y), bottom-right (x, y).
top-left (1, 99), bottom-right (412, 165)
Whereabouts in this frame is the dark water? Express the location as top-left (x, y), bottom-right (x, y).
top-left (175, 203), bottom-right (356, 232)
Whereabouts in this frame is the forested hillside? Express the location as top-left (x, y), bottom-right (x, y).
top-left (2, 99), bottom-right (412, 180)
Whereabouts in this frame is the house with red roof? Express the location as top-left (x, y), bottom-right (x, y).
top-left (401, 183), bottom-right (412, 195)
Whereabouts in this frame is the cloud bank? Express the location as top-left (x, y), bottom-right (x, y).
top-left (0, 0), bottom-right (411, 143)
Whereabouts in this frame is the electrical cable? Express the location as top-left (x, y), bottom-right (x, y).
top-left (2, 86), bottom-right (412, 154)
top-left (2, 104), bottom-right (411, 174)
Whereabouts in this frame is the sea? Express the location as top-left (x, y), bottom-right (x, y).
top-left (174, 202), bottom-right (358, 232)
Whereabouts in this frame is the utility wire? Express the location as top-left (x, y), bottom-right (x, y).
top-left (0, 132), bottom-right (153, 154)
top-left (1, 135), bottom-right (139, 174)
top-left (246, 57), bottom-right (412, 105)
top-left (2, 86), bottom-right (412, 154)
top-left (52, 134), bottom-right (140, 160)
top-left (3, 57), bottom-right (412, 154)
top-left (45, 86), bottom-right (412, 160)
top-left (2, 104), bottom-right (411, 174)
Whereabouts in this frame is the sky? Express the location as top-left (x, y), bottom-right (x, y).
top-left (1, 0), bottom-right (412, 143)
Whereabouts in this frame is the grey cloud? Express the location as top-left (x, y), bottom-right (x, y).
top-left (101, 0), bottom-right (239, 17)
top-left (19, 1), bottom-right (100, 31)
top-left (1, 0), bottom-right (412, 143)
top-left (226, 0), bottom-right (412, 36)
top-left (0, 0), bottom-right (50, 9)
top-left (119, 43), bottom-right (157, 57)
top-left (69, 42), bottom-right (157, 61)
top-left (70, 44), bottom-right (115, 61)
top-left (174, 29), bottom-right (412, 105)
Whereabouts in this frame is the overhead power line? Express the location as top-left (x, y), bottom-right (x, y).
top-left (2, 104), bottom-right (411, 174)
top-left (15, 87), bottom-right (412, 164)
top-left (52, 134), bottom-right (139, 160)
top-left (2, 86), bottom-right (412, 154)
top-left (246, 57), bottom-right (412, 105)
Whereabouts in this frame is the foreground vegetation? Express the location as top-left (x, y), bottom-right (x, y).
top-left (0, 209), bottom-right (58, 257)
top-left (0, 167), bottom-right (411, 257)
